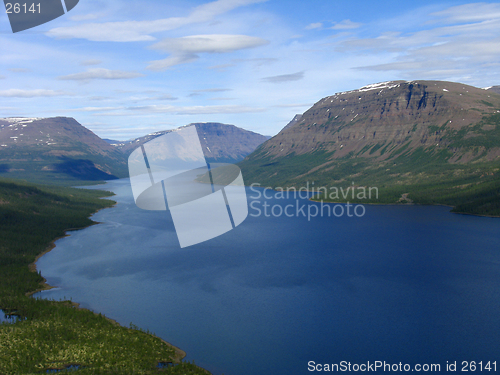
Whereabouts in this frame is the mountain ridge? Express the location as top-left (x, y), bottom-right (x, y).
top-left (239, 80), bottom-right (500, 215)
top-left (251, 80), bottom-right (500, 161)
top-left (115, 122), bottom-right (270, 163)
top-left (0, 117), bottom-right (128, 183)
top-left (0, 118), bottom-right (269, 183)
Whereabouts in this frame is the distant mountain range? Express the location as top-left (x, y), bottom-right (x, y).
top-left (485, 85), bottom-right (500, 95)
top-left (0, 117), bottom-right (127, 183)
top-left (2, 80), bottom-right (499, 215)
top-left (0, 118), bottom-right (268, 183)
top-left (110, 122), bottom-right (269, 163)
top-left (240, 80), bottom-right (500, 215)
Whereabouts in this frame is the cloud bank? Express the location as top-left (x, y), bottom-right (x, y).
top-left (0, 89), bottom-right (73, 98)
top-left (262, 71), bottom-right (304, 83)
top-left (147, 34), bottom-right (269, 70)
top-left (58, 68), bottom-right (144, 81)
top-left (46, 0), bottom-right (268, 42)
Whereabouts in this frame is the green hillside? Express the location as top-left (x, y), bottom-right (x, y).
top-left (0, 178), bottom-right (209, 374)
top-left (239, 81), bottom-right (500, 216)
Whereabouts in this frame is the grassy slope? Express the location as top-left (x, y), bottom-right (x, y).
top-left (0, 145), bottom-right (128, 185)
top-left (239, 115), bottom-right (500, 216)
top-left (0, 178), bottom-right (210, 374)
top-left (241, 149), bottom-right (500, 216)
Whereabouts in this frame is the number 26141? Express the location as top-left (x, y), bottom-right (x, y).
top-left (5, 3), bottom-right (41, 14)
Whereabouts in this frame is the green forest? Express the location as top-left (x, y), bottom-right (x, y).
top-left (0, 178), bottom-right (210, 374)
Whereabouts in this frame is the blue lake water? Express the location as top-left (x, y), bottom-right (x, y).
top-left (35, 178), bottom-right (500, 374)
top-left (0, 309), bottom-right (23, 324)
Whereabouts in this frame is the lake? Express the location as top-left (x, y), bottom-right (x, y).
top-left (35, 178), bottom-right (500, 374)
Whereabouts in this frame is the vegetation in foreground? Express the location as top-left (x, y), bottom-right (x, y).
top-left (0, 178), bottom-right (210, 374)
top-left (240, 146), bottom-right (500, 217)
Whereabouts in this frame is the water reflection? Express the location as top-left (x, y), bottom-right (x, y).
top-left (0, 309), bottom-right (24, 324)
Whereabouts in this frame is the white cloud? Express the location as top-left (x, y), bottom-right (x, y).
top-left (262, 71), bottom-right (304, 83)
top-left (331, 19), bottom-right (362, 30)
top-left (208, 57), bottom-right (277, 71)
top-left (240, 57), bottom-right (278, 66)
top-left (151, 94), bottom-right (179, 101)
top-left (431, 3), bottom-right (500, 23)
top-left (123, 94), bottom-right (179, 102)
top-left (191, 88), bottom-right (232, 93)
top-left (305, 22), bottom-right (323, 30)
top-left (151, 34), bottom-right (269, 54)
top-left (147, 54), bottom-right (199, 71)
top-left (58, 68), bottom-right (144, 81)
top-left (46, 0), bottom-right (268, 42)
top-left (70, 12), bottom-right (107, 22)
top-left (7, 68), bottom-right (30, 73)
top-left (208, 63), bottom-right (236, 71)
top-left (88, 96), bottom-right (110, 101)
top-left (338, 4), bottom-right (500, 83)
top-left (209, 97), bottom-right (235, 101)
top-left (129, 104), bottom-right (265, 115)
top-left (0, 75), bottom-right (5, 79)
top-left (147, 34), bottom-right (269, 70)
top-left (0, 89), bottom-right (73, 98)
top-left (81, 59), bottom-right (102, 66)
top-left (67, 106), bottom-right (124, 112)
top-left (273, 103), bottom-right (313, 108)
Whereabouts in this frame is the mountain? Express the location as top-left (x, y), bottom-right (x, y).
top-left (486, 86), bottom-right (500, 95)
top-left (103, 138), bottom-right (121, 145)
top-left (239, 80), bottom-right (500, 215)
top-left (0, 117), bottom-right (127, 183)
top-left (116, 122), bottom-right (270, 163)
top-left (0, 118), bottom-right (269, 184)
top-left (282, 114), bottom-right (303, 130)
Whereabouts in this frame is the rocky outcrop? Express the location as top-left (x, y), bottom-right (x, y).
top-left (250, 80), bottom-right (500, 161)
top-left (282, 114), bottom-right (303, 130)
top-left (486, 85), bottom-right (500, 95)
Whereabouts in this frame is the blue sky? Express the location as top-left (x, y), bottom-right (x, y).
top-left (1, 0), bottom-right (500, 139)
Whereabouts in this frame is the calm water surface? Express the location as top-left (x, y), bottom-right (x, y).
top-left (35, 179), bottom-right (500, 374)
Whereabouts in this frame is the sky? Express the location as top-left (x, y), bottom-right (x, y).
top-left (1, 0), bottom-right (500, 140)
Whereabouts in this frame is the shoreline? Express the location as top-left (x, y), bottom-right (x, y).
top-left (309, 198), bottom-right (500, 218)
top-left (27, 213), bottom-right (110, 297)
top-left (27, 193), bottom-right (189, 365)
top-left (247, 184), bottom-right (500, 218)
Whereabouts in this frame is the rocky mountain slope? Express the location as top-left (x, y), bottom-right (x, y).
top-left (0, 117), bottom-right (127, 182)
top-left (486, 86), bottom-right (500, 95)
top-left (0, 118), bottom-right (268, 183)
top-left (239, 80), bottom-right (500, 215)
top-left (282, 114), bottom-right (302, 130)
top-left (116, 122), bottom-right (269, 163)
